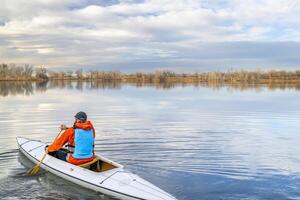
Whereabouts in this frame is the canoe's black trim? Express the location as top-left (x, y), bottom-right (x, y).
top-left (19, 144), bottom-right (146, 200)
top-left (100, 170), bottom-right (135, 184)
top-left (19, 140), bottom-right (31, 147)
top-left (28, 144), bottom-right (44, 152)
top-left (100, 170), bottom-right (121, 184)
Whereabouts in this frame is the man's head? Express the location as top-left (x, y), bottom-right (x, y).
top-left (74, 111), bottom-right (87, 123)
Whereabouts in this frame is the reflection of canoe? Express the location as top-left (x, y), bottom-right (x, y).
top-left (17, 137), bottom-right (177, 200)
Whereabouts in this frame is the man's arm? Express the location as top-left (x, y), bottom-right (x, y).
top-left (47, 128), bottom-right (73, 152)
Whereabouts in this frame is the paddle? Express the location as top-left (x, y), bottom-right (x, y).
top-left (27, 129), bottom-right (64, 176)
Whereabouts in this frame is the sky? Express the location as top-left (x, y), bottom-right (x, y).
top-left (0, 0), bottom-right (300, 72)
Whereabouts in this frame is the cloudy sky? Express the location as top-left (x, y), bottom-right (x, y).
top-left (0, 0), bottom-right (300, 72)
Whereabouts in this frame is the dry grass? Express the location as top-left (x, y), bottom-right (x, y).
top-left (47, 69), bottom-right (300, 84)
top-left (0, 64), bottom-right (34, 80)
top-left (1, 63), bottom-right (300, 84)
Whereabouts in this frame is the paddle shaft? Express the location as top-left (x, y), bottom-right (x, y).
top-left (28, 129), bottom-right (64, 174)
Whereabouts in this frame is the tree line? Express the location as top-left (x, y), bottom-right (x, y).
top-left (1, 63), bottom-right (300, 84)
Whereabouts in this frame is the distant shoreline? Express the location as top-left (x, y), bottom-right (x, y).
top-left (1, 63), bottom-right (300, 84)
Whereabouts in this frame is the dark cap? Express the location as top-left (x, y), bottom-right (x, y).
top-left (74, 111), bottom-right (87, 121)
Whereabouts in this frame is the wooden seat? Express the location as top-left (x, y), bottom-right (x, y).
top-left (79, 156), bottom-right (100, 168)
top-left (78, 156), bottom-right (117, 172)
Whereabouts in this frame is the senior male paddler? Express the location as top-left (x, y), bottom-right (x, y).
top-left (46, 111), bottom-right (96, 165)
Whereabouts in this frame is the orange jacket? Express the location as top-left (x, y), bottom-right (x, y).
top-left (48, 121), bottom-right (96, 165)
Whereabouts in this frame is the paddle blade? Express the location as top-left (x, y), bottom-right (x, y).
top-left (27, 165), bottom-right (41, 176)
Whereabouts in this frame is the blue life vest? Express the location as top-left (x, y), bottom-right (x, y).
top-left (73, 129), bottom-right (94, 159)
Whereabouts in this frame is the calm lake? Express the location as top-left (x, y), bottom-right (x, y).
top-left (0, 81), bottom-right (300, 200)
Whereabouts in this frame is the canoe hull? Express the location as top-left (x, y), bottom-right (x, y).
top-left (17, 137), bottom-right (177, 200)
top-left (19, 146), bottom-right (138, 200)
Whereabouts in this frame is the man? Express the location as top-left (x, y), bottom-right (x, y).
top-left (47, 111), bottom-right (96, 165)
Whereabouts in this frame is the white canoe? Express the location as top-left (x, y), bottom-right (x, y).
top-left (17, 137), bottom-right (177, 200)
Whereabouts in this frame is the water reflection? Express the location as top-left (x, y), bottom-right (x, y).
top-left (1, 81), bottom-right (300, 96)
top-left (1, 80), bottom-right (300, 200)
top-left (0, 81), bottom-right (34, 96)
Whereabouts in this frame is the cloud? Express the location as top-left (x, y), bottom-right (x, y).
top-left (0, 0), bottom-right (300, 71)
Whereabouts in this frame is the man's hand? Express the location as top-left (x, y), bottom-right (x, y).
top-left (60, 124), bottom-right (67, 131)
top-left (45, 145), bottom-right (49, 153)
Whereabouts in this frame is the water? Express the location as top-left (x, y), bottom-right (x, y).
top-left (0, 81), bottom-right (300, 200)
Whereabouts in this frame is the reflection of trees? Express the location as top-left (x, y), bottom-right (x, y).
top-left (87, 81), bottom-right (121, 90)
top-left (76, 81), bottom-right (83, 91)
top-left (1, 80), bottom-right (300, 97)
top-left (35, 81), bottom-right (48, 92)
top-left (47, 80), bottom-right (122, 90)
top-left (0, 81), bottom-right (33, 97)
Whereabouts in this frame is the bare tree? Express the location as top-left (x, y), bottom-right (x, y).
top-left (35, 67), bottom-right (48, 80)
top-left (75, 69), bottom-right (84, 80)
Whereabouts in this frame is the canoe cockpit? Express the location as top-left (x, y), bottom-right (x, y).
top-left (49, 149), bottom-right (121, 172)
top-left (79, 156), bottom-right (119, 172)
